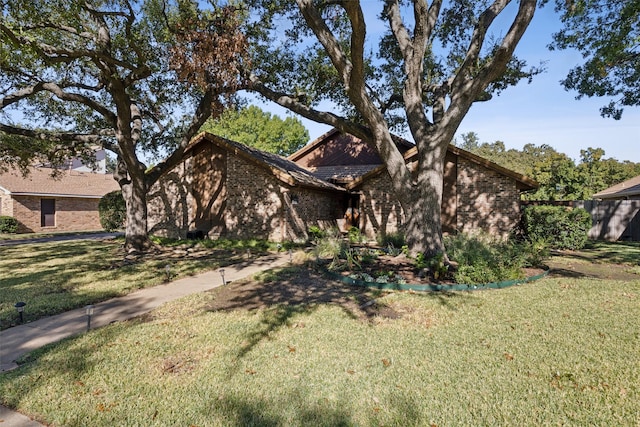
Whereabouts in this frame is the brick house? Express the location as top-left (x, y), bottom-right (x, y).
top-left (0, 166), bottom-right (119, 233)
top-left (289, 129), bottom-right (538, 238)
top-left (149, 130), bottom-right (537, 242)
top-left (147, 132), bottom-right (347, 241)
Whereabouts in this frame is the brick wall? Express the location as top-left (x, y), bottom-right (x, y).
top-left (224, 154), bottom-right (343, 242)
top-left (147, 161), bottom-right (193, 239)
top-left (11, 195), bottom-right (103, 233)
top-left (356, 155), bottom-right (521, 240)
top-left (0, 194), bottom-right (13, 217)
top-left (148, 141), bottom-right (345, 242)
top-left (357, 171), bottom-right (405, 239)
top-left (456, 157), bottom-right (520, 237)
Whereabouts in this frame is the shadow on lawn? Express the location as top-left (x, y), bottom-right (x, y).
top-left (203, 383), bottom-right (422, 426)
top-left (206, 264), bottom-right (476, 359)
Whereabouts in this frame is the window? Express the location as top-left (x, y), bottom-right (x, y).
top-left (41, 199), bottom-right (56, 227)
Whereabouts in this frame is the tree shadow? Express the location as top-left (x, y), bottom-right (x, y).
top-left (205, 264), bottom-right (477, 362)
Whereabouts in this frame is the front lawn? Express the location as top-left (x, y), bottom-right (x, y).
top-left (0, 238), bottom-right (269, 330)
top-left (0, 241), bottom-right (638, 426)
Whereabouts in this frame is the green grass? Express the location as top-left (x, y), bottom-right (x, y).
top-left (0, 239), bottom-right (262, 330)
top-left (559, 240), bottom-right (640, 265)
top-left (1, 260), bottom-right (639, 425)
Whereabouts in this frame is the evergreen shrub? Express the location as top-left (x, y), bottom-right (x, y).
top-left (0, 216), bottom-right (18, 233)
top-left (98, 190), bottom-right (126, 231)
top-left (523, 205), bottom-right (592, 250)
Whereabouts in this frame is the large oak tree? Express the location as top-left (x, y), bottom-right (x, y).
top-left (0, 0), bottom-right (247, 252)
top-left (243, 0), bottom-right (541, 257)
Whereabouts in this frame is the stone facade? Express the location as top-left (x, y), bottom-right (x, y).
top-left (9, 195), bottom-right (103, 233)
top-left (148, 137), bottom-right (345, 242)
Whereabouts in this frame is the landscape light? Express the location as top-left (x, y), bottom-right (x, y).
top-left (165, 264), bottom-right (171, 281)
top-left (85, 305), bottom-right (95, 331)
top-left (219, 269), bottom-right (226, 286)
top-left (14, 301), bottom-right (26, 324)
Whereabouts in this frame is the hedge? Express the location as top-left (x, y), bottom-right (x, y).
top-left (522, 205), bottom-right (592, 250)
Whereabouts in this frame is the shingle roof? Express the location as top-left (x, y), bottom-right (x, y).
top-left (186, 133), bottom-right (346, 193)
top-left (0, 166), bottom-right (119, 198)
top-left (592, 175), bottom-right (640, 199)
top-left (307, 165), bottom-right (382, 183)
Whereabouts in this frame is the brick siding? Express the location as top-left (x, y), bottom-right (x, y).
top-left (148, 141), bottom-right (345, 242)
top-left (10, 195), bottom-right (104, 233)
top-left (356, 156), bottom-right (521, 241)
top-left (0, 194), bottom-right (13, 217)
top-left (456, 157), bottom-right (520, 237)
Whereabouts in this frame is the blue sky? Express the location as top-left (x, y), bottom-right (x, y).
top-left (254, 3), bottom-right (640, 163)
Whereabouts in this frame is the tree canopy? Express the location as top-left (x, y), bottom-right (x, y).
top-left (239, 0), bottom-right (541, 257)
top-left (0, 0), bottom-right (248, 251)
top-left (550, 0), bottom-right (640, 119)
top-left (456, 132), bottom-right (640, 200)
top-left (200, 105), bottom-right (309, 156)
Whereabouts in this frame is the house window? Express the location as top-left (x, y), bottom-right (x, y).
top-left (41, 199), bottom-right (56, 227)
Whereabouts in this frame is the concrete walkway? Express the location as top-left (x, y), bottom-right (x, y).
top-left (0, 251), bottom-right (291, 426)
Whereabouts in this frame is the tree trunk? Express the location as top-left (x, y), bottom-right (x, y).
top-left (400, 146), bottom-right (447, 259)
top-left (120, 175), bottom-right (151, 253)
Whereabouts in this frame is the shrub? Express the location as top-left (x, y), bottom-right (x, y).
top-left (523, 205), bottom-right (592, 250)
top-left (98, 190), bottom-right (126, 231)
top-left (0, 216), bottom-right (18, 233)
top-left (347, 226), bottom-right (366, 244)
top-left (307, 225), bottom-right (326, 242)
top-left (377, 232), bottom-right (405, 248)
top-left (445, 233), bottom-right (527, 284)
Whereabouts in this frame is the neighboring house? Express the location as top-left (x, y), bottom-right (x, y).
top-left (149, 130), bottom-right (538, 242)
top-left (0, 166), bottom-right (119, 233)
top-left (592, 175), bottom-right (640, 200)
top-left (586, 175), bottom-right (640, 241)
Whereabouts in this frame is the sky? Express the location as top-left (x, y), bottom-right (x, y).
top-left (252, 3), bottom-right (640, 164)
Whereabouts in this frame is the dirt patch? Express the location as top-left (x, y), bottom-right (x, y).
top-left (334, 253), bottom-right (456, 285)
top-left (205, 266), bottom-right (401, 321)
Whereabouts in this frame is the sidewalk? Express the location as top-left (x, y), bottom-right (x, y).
top-left (0, 251), bottom-right (291, 425)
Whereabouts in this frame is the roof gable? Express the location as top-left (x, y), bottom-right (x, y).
top-left (186, 132), bottom-right (346, 193)
top-left (592, 175), bottom-right (640, 199)
top-left (287, 129), bottom-right (414, 168)
top-left (0, 166), bottom-right (119, 198)
top-left (288, 129), bottom-right (537, 191)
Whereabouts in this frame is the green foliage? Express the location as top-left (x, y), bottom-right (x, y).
top-left (523, 205), bottom-right (592, 250)
top-left (307, 225), bottom-right (327, 242)
top-left (419, 252), bottom-right (449, 281)
top-left (347, 227), bottom-right (366, 244)
top-left (0, 216), bottom-right (18, 233)
top-left (377, 232), bottom-right (406, 248)
top-left (200, 105), bottom-right (309, 156)
top-left (98, 191), bottom-right (126, 232)
top-left (550, 0), bottom-right (640, 119)
top-left (445, 234), bottom-right (533, 284)
top-left (314, 236), bottom-right (347, 260)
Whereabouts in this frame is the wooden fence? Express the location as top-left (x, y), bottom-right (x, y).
top-left (522, 200), bottom-right (640, 242)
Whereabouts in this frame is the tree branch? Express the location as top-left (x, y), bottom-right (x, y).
top-left (295, 0), bottom-right (353, 89)
top-left (247, 75), bottom-right (372, 141)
